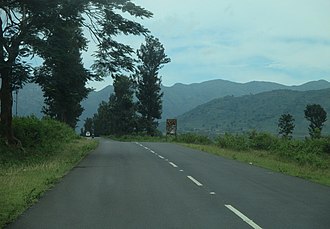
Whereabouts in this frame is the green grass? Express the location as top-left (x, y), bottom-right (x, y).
top-left (108, 134), bottom-right (168, 142)
top-left (0, 138), bottom-right (98, 228)
top-left (181, 143), bottom-right (330, 186)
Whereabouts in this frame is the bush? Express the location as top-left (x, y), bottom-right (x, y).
top-left (248, 131), bottom-right (278, 151)
top-left (216, 133), bottom-right (249, 151)
top-left (215, 131), bottom-right (329, 168)
top-left (12, 116), bottom-right (77, 148)
top-left (175, 133), bottom-right (212, 145)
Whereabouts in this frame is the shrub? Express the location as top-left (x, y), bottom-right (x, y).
top-left (176, 133), bottom-right (212, 145)
top-left (216, 133), bottom-right (249, 151)
top-left (12, 116), bottom-right (77, 148)
top-left (248, 131), bottom-right (278, 151)
top-left (215, 131), bottom-right (329, 168)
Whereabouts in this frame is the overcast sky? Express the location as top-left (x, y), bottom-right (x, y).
top-left (85, 0), bottom-right (330, 91)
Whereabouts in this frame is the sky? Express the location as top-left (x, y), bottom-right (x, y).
top-left (84, 0), bottom-right (330, 91)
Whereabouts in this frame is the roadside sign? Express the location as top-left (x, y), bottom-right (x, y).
top-left (166, 119), bottom-right (177, 136)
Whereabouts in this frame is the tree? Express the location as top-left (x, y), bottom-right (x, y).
top-left (135, 36), bottom-right (171, 135)
top-left (0, 0), bottom-right (152, 144)
top-left (83, 117), bottom-right (93, 135)
top-left (0, 0), bottom-right (51, 144)
top-left (92, 75), bottom-right (135, 136)
top-left (93, 100), bottom-right (112, 136)
top-left (111, 75), bottom-right (136, 135)
top-left (34, 6), bottom-right (91, 128)
top-left (278, 113), bottom-right (295, 139)
top-left (304, 104), bottom-right (327, 139)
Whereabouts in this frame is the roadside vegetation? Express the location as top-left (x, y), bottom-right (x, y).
top-left (0, 117), bottom-right (98, 228)
top-left (109, 132), bottom-right (330, 186)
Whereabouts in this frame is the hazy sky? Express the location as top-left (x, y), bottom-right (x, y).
top-left (85, 0), bottom-right (330, 91)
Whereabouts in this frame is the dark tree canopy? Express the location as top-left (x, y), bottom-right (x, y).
top-left (92, 75), bottom-right (135, 136)
top-left (83, 117), bottom-right (94, 135)
top-left (0, 0), bottom-right (152, 144)
top-left (92, 100), bottom-right (112, 136)
top-left (304, 104), bottom-right (327, 139)
top-left (34, 5), bottom-right (91, 128)
top-left (111, 75), bottom-right (136, 135)
top-left (278, 113), bottom-right (295, 139)
top-left (135, 35), bottom-right (171, 135)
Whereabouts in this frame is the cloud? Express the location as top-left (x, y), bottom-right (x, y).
top-left (86, 0), bottom-right (330, 90)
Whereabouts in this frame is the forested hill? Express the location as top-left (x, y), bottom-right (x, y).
top-left (161, 79), bottom-right (330, 120)
top-left (174, 88), bottom-right (330, 137)
top-left (17, 79), bottom-right (330, 130)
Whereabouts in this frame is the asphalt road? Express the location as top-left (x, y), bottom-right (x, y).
top-left (8, 138), bottom-right (330, 229)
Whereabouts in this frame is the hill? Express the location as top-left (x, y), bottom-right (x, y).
top-left (173, 88), bottom-right (330, 137)
top-left (15, 79), bottom-right (330, 130)
top-left (161, 79), bottom-right (330, 119)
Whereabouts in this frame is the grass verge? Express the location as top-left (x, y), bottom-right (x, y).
top-left (0, 138), bottom-right (98, 228)
top-left (181, 143), bottom-right (330, 187)
top-left (108, 134), bottom-right (168, 142)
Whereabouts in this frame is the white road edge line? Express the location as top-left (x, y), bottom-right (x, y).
top-left (169, 162), bottom-right (178, 168)
top-left (158, 155), bottom-right (164, 159)
top-left (187, 176), bottom-right (203, 187)
top-left (225, 205), bottom-right (263, 229)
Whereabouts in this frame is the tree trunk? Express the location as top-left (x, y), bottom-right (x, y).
top-left (0, 68), bottom-right (16, 145)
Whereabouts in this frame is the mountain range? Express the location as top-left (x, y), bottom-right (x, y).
top-left (170, 88), bottom-right (330, 137)
top-left (14, 79), bottom-right (330, 134)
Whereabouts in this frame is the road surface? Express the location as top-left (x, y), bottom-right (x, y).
top-left (8, 138), bottom-right (330, 228)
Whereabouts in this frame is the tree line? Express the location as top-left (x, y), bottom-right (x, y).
top-left (278, 104), bottom-right (327, 139)
top-left (0, 0), bottom-right (155, 145)
top-left (83, 36), bottom-right (170, 137)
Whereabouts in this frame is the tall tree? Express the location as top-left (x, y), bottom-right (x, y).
top-left (34, 4), bottom-right (91, 128)
top-left (0, 0), bottom-right (52, 144)
top-left (278, 113), bottom-right (295, 139)
top-left (93, 99), bottom-right (113, 136)
top-left (92, 75), bottom-right (135, 136)
top-left (111, 75), bottom-right (136, 135)
top-left (83, 117), bottom-right (93, 135)
top-left (135, 36), bottom-right (170, 135)
top-left (304, 104), bottom-right (327, 139)
top-left (0, 0), bottom-right (152, 144)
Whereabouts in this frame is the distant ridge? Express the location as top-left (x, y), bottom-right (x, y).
top-left (161, 79), bottom-right (330, 120)
top-left (16, 79), bottom-right (330, 131)
top-left (172, 88), bottom-right (330, 137)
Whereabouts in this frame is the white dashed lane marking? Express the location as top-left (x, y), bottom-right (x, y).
top-left (225, 205), bottom-right (263, 229)
top-left (187, 176), bottom-right (203, 187)
top-left (169, 162), bottom-right (178, 168)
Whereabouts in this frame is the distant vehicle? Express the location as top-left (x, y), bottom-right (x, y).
top-left (85, 131), bottom-right (91, 137)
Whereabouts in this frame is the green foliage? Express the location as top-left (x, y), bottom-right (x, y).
top-left (216, 131), bottom-right (329, 167)
top-left (34, 14), bottom-right (92, 128)
top-left (111, 75), bottom-right (136, 135)
top-left (92, 75), bottom-right (136, 136)
top-left (304, 104), bottom-right (327, 138)
top-left (0, 0), bottom-right (152, 143)
top-left (176, 88), bottom-right (330, 137)
top-left (11, 116), bottom-right (76, 149)
top-left (83, 118), bottom-right (94, 135)
top-left (92, 101), bottom-right (112, 136)
top-left (278, 113), bottom-right (295, 139)
top-left (135, 35), bottom-right (171, 135)
top-left (91, 37), bottom-right (171, 137)
top-left (217, 133), bottom-right (250, 151)
top-left (248, 131), bottom-right (279, 151)
top-left (174, 133), bottom-right (212, 145)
